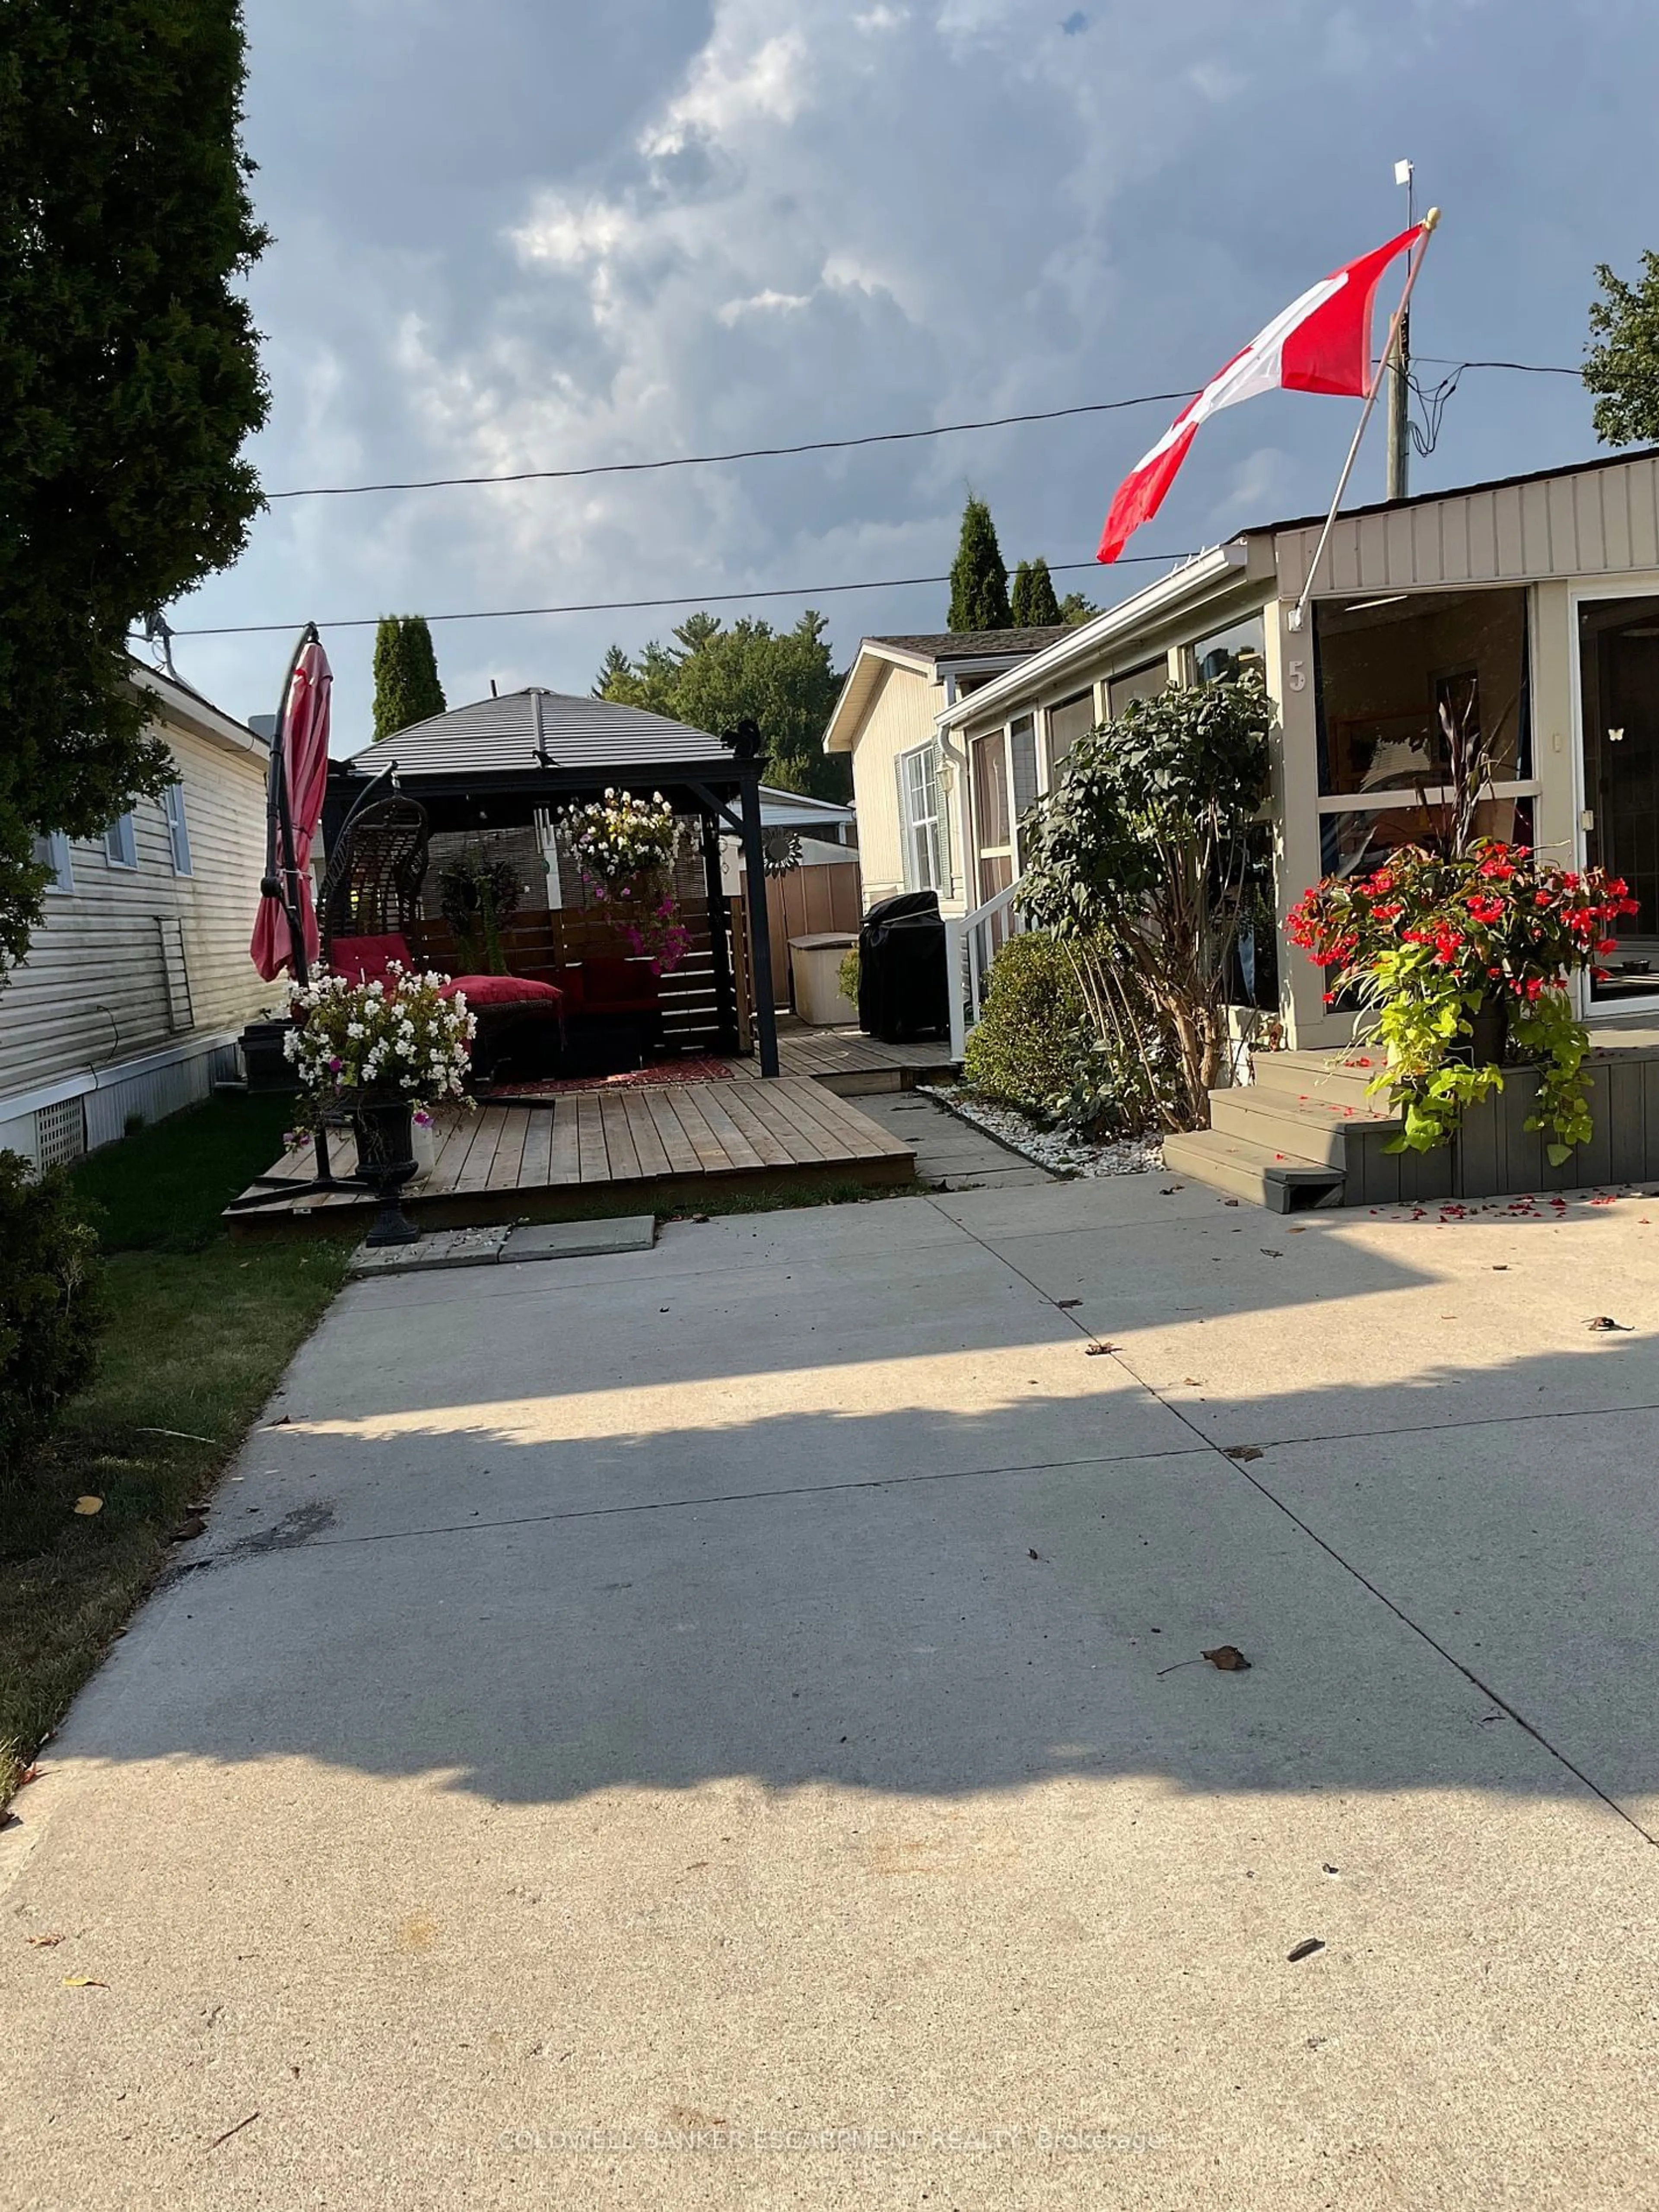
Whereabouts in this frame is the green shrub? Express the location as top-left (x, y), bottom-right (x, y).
top-left (837, 944), bottom-right (860, 1006)
top-left (963, 932), bottom-right (1091, 1116)
top-left (0, 1153), bottom-right (105, 1483)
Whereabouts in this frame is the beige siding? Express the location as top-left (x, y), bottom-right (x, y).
top-left (0, 715), bottom-right (273, 1104)
top-left (1274, 453), bottom-right (1659, 601)
top-left (845, 664), bottom-right (962, 914)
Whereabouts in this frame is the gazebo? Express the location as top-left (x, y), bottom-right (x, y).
top-left (322, 687), bottom-right (782, 1077)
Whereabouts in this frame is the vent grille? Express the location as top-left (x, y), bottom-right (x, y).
top-left (35, 1096), bottom-right (86, 1171)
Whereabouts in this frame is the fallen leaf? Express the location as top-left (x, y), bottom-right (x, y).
top-left (172, 1516), bottom-right (207, 1543)
top-left (1222, 1198), bottom-right (1240, 1207)
top-left (1160, 1185), bottom-right (1184, 1195)
top-left (17, 1765), bottom-right (41, 1786)
top-left (1202, 1645), bottom-right (1252, 1672)
top-left (1055, 1297), bottom-right (1082, 1309)
top-left (1223, 1445), bottom-right (1264, 1463)
top-left (1286, 1938), bottom-right (1325, 1963)
top-left (693, 1213), bottom-right (710, 1223)
top-left (61, 1975), bottom-right (107, 1988)
top-left (1182, 1376), bottom-right (1204, 1387)
top-left (1083, 1341), bottom-right (1120, 1357)
top-left (1491, 1265), bottom-right (1508, 1271)
top-left (71, 1497), bottom-right (103, 1517)
top-left (1588, 1316), bottom-right (1632, 1332)
top-left (267, 1415), bottom-right (292, 1427)
top-left (25, 1933), bottom-right (63, 1947)
top-left (1261, 1249), bottom-right (1283, 1259)
top-left (1027, 1548), bottom-right (1042, 1561)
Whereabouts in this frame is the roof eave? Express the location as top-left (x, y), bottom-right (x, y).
top-left (936, 544), bottom-right (1252, 731)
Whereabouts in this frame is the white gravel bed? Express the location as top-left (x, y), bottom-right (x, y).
top-left (919, 1086), bottom-right (1163, 1178)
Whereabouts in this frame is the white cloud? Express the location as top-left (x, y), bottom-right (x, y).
top-left (181, 0), bottom-right (1613, 741)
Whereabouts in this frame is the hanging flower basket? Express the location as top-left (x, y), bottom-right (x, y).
top-left (1288, 841), bottom-right (1638, 1161)
top-left (560, 790), bottom-right (692, 973)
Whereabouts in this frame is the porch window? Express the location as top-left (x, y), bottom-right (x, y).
top-left (1312, 587), bottom-right (1538, 881)
top-left (1108, 659), bottom-right (1169, 719)
top-left (1192, 616), bottom-right (1265, 686)
top-left (898, 744), bottom-right (942, 893)
top-left (1046, 690), bottom-right (1096, 776)
top-left (970, 728), bottom-right (1014, 903)
top-left (103, 812), bottom-right (137, 870)
top-left (1581, 594), bottom-right (1659, 1001)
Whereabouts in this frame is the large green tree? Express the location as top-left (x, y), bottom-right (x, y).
top-left (372, 615), bottom-right (447, 739)
top-left (0, 0), bottom-right (270, 968)
top-left (1584, 251), bottom-right (1659, 445)
top-left (947, 494), bottom-right (1011, 632)
top-left (594, 610), bottom-right (849, 800)
top-left (1011, 555), bottom-right (1063, 627)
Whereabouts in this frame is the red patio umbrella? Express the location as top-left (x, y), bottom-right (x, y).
top-left (251, 625), bottom-right (333, 982)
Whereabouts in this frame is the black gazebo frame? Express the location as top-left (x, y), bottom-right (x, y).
top-left (321, 712), bottom-right (782, 1078)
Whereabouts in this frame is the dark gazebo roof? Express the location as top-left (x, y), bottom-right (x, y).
top-left (340, 687), bottom-right (739, 785)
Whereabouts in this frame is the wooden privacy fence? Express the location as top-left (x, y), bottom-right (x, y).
top-left (743, 860), bottom-right (863, 1009)
top-left (408, 895), bottom-right (753, 1055)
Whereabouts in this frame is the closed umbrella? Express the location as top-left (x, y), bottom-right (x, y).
top-left (251, 624), bottom-right (333, 982)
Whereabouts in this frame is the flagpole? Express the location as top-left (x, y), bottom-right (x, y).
top-left (1287, 207), bottom-right (1441, 634)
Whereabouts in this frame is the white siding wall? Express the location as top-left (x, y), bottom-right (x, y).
top-left (0, 717), bottom-right (274, 1115)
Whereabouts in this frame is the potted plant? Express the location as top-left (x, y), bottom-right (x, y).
top-left (559, 789), bottom-right (692, 973)
top-left (1287, 842), bottom-right (1637, 1161)
top-left (436, 849), bottom-right (522, 975)
top-left (283, 964), bottom-right (476, 1243)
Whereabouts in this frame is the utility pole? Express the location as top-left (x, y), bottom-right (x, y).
top-left (1387, 159), bottom-right (1414, 501)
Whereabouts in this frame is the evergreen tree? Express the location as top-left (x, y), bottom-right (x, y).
top-left (593, 611), bottom-right (850, 801)
top-left (372, 616), bottom-right (447, 740)
top-left (0, 0), bottom-right (270, 969)
top-left (947, 495), bottom-right (1011, 632)
top-left (1585, 251), bottom-right (1659, 445)
top-left (1059, 590), bottom-right (1100, 627)
top-left (1011, 556), bottom-right (1063, 627)
top-left (592, 645), bottom-right (635, 700)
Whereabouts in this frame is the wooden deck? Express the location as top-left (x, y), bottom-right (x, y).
top-left (767, 1024), bottom-right (956, 1094)
top-left (226, 1077), bottom-right (917, 1241)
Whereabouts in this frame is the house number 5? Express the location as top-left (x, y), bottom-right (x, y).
top-left (1286, 660), bottom-right (1308, 692)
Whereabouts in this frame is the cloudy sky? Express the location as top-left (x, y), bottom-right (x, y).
top-left (165, 0), bottom-right (1654, 748)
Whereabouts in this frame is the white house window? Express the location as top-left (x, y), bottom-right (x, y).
top-left (898, 744), bottom-right (942, 893)
top-left (32, 830), bottom-right (73, 893)
top-left (104, 812), bottom-right (137, 869)
top-left (162, 781), bottom-right (193, 875)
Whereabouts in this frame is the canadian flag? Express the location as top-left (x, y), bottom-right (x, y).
top-left (1097, 222), bottom-right (1427, 564)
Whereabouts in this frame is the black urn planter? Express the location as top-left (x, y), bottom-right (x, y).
top-left (1456, 995), bottom-right (1510, 1069)
top-left (352, 1094), bottom-right (421, 1246)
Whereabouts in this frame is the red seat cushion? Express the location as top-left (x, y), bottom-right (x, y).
top-left (329, 933), bottom-right (413, 985)
top-left (575, 956), bottom-right (662, 1012)
top-left (441, 974), bottom-right (564, 1010)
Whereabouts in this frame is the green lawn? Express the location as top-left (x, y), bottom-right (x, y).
top-left (0, 1096), bottom-right (352, 1802)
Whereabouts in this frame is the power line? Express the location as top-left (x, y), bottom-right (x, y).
top-left (1414, 355), bottom-right (1581, 377)
top-left (265, 392), bottom-right (1198, 500)
top-left (260, 358), bottom-right (1583, 503)
top-left (153, 553), bottom-right (1193, 639)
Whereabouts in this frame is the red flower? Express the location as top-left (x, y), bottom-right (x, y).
top-left (1465, 895), bottom-right (1506, 925)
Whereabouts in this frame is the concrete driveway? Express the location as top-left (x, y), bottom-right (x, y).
top-left (5, 1176), bottom-right (1659, 2209)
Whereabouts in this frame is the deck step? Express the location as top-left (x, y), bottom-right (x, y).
top-left (1250, 1047), bottom-right (1389, 1113)
top-left (1162, 1128), bottom-right (1347, 1214)
top-left (1210, 1085), bottom-right (1400, 1170)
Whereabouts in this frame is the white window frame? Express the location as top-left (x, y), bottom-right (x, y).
top-left (162, 781), bottom-right (192, 876)
top-left (897, 744), bottom-right (942, 893)
top-left (32, 830), bottom-right (73, 893)
top-left (104, 812), bottom-right (138, 870)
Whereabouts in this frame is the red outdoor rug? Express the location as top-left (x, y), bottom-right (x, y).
top-left (482, 1055), bottom-right (737, 1103)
